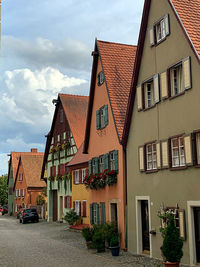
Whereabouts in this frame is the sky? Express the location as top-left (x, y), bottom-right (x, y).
top-left (0, 0), bottom-right (144, 175)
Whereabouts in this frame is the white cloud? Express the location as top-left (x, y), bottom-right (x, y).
top-left (0, 154), bottom-right (9, 175)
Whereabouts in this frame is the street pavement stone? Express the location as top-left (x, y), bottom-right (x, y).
top-left (0, 216), bottom-right (190, 267)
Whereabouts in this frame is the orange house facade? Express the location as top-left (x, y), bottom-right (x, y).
top-left (13, 152), bottom-right (45, 215)
top-left (83, 40), bottom-right (137, 248)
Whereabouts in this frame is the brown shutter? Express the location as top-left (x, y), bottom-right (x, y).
top-left (160, 71), bottom-right (168, 99)
top-left (64, 196), bottom-right (67, 208)
top-left (149, 26), bottom-right (155, 46)
top-left (137, 85), bottom-right (143, 111)
top-left (161, 140), bottom-right (169, 168)
top-left (138, 146), bottom-right (145, 171)
top-left (153, 74), bottom-right (160, 103)
top-left (79, 201), bottom-right (81, 216)
top-left (54, 166), bottom-right (56, 176)
top-left (83, 201), bottom-right (86, 217)
top-left (156, 142), bottom-right (161, 169)
top-left (183, 57), bottom-right (192, 90)
top-left (184, 135), bottom-right (193, 166)
top-left (164, 14), bottom-right (170, 36)
top-left (62, 164), bottom-right (64, 175)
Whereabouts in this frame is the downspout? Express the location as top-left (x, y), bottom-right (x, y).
top-left (123, 144), bottom-right (128, 250)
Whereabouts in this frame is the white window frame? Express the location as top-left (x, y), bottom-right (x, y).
top-left (22, 189), bottom-right (25, 198)
top-left (16, 190), bottom-right (18, 197)
top-left (63, 132), bottom-right (66, 140)
top-left (144, 80), bottom-right (154, 108)
top-left (18, 189), bottom-right (21, 198)
top-left (156, 18), bottom-right (166, 43)
top-left (99, 156), bottom-right (104, 173)
top-left (57, 134), bottom-right (60, 142)
top-left (110, 152), bottom-right (115, 170)
top-left (81, 169), bottom-right (86, 183)
top-left (75, 170), bottom-right (79, 184)
top-left (146, 143), bottom-right (157, 170)
top-left (75, 201), bottom-right (79, 216)
top-left (92, 159), bottom-right (96, 174)
top-left (171, 136), bottom-right (185, 167)
top-left (93, 204), bottom-right (98, 224)
top-left (170, 63), bottom-right (183, 96)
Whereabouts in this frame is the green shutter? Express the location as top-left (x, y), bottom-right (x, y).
top-left (89, 160), bottom-right (92, 174)
top-left (104, 105), bottom-right (108, 126)
top-left (96, 110), bottom-right (100, 130)
top-left (114, 150), bottom-right (119, 172)
top-left (90, 204), bottom-right (94, 225)
top-left (100, 202), bottom-right (106, 224)
top-left (95, 157), bottom-right (99, 174)
top-left (96, 203), bottom-right (100, 225)
top-left (104, 153), bottom-right (109, 170)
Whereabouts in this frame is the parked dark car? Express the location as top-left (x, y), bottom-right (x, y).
top-left (2, 205), bottom-right (8, 215)
top-left (19, 208), bottom-right (39, 224)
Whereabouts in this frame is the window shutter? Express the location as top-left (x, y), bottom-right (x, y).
top-left (89, 160), bottom-right (92, 174)
top-left (94, 157), bottom-right (99, 174)
top-left (153, 74), bottom-right (160, 103)
top-left (183, 57), bottom-right (192, 90)
top-left (73, 201), bottom-right (75, 211)
top-left (96, 203), bottom-right (100, 225)
top-left (100, 202), bottom-right (106, 224)
top-left (138, 146), bottom-right (145, 171)
top-left (79, 201), bottom-right (81, 216)
top-left (58, 165), bottom-right (60, 175)
top-left (161, 140), bottom-right (169, 168)
top-left (90, 204), bottom-right (94, 225)
top-left (73, 172), bottom-right (75, 184)
top-left (83, 201), bottom-right (86, 217)
top-left (104, 105), bottom-right (108, 126)
top-left (164, 14), bottom-right (170, 36)
top-left (156, 142), bottom-right (161, 169)
top-left (184, 135), bottom-right (193, 166)
top-left (191, 133), bottom-right (197, 165)
top-left (114, 150), bottom-right (119, 172)
top-left (64, 196), bottom-right (67, 208)
top-left (96, 110), bottom-right (100, 130)
top-left (160, 71), bottom-right (168, 99)
top-left (167, 68), bottom-right (171, 98)
top-left (69, 196), bottom-right (72, 208)
top-left (104, 153), bottom-right (109, 170)
top-left (62, 164), bottom-right (64, 175)
top-left (79, 169), bottom-right (82, 183)
top-left (149, 26), bottom-right (155, 46)
top-left (137, 85), bottom-right (143, 111)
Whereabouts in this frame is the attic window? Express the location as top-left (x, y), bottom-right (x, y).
top-left (60, 109), bottom-right (63, 123)
top-left (97, 71), bottom-right (104, 86)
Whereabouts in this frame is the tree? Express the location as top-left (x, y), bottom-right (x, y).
top-left (0, 175), bottom-right (8, 206)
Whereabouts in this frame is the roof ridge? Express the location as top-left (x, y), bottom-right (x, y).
top-left (97, 39), bottom-right (137, 48)
top-left (59, 93), bottom-right (89, 98)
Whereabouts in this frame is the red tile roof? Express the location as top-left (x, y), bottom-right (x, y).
top-left (67, 143), bottom-right (89, 167)
top-left (20, 154), bottom-right (46, 188)
top-left (97, 40), bottom-right (137, 140)
top-left (170, 0), bottom-right (200, 60)
top-left (59, 94), bottom-right (89, 149)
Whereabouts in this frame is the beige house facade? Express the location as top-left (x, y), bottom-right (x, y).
top-left (124, 0), bottom-right (200, 265)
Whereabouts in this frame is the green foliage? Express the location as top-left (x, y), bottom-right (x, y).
top-left (36, 194), bottom-right (45, 205)
top-left (64, 210), bottom-right (80, 225)
top-left (110, 235), bottom-right (119, 247)
top-left (104, 222), bottom-right (119, 246)
top-left (162, 215), bottom-right (183, 262)
top-left (92, 225), bottom-right (106, 251)
top-left (81, 227), bottom-right (94, 242)
top-left (0, 175), bottom-right (8, 206)
top-left (41, 187), bottom-right (47, 197)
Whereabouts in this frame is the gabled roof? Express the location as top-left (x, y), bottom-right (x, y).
top-left (14, 154), bottom-right (45, 190)
top-left (122, 0), bottom-right (200, 147)
top-left (8, 150), bottom-right (43, 184)
top-left (83, 39), bottom-right (137, 153)
top-left (41, 94), bottom-right (88, 179)
top-left (67, 143), bottom-right (89, 167)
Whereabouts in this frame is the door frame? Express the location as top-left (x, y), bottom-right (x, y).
top-left (108, 199), bottom-right (120, 227)
top-left (136, 196), bottom-right (152, 257)
top-left (187, 200), bottom-right (200, 266)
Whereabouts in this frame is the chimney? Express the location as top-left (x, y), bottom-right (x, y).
top-left (31, 148), bottom-right (38, 153)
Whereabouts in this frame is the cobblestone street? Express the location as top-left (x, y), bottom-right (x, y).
top-left (0, 216), bottom-right (188, 267)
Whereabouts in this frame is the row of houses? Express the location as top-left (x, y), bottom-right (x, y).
top-left (7, 0), bottom-right (200, 265)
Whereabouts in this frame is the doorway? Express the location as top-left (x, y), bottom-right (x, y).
top-left (141, 200), bottom-right (150, 252)
top-left (53, 190), bottom-right (58, 221)
top-left (194, 207), bottom-right (200, 263)
top-left (110, 203), bottom-right (118, 226)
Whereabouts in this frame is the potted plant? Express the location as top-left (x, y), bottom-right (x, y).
top-left (81, 227), bottom-right (94, 249)
top-left (92, 225), bottom-right (105, 252)
top-left (109, 235), bottom-right (120, 256)
top-left (64, 210), bottom-right (80, 226)
top-left (162, 215), bottom-right (183, 267)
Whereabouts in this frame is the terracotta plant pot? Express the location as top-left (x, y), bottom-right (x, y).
top-left (164, 262), bottom-right (179, 267)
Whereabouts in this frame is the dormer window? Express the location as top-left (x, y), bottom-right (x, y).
top-left (97, 71), bottom-right (104, 86)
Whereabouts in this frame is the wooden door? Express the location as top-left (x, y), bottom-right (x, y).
top-left (53, 190), bottom-right (58, 222)
top-left (110, 203), bottom-right (118, 226)
top-left (194, 207), bottom-right (200, 263)
top-left (141, 200), bottom-right (150, 252)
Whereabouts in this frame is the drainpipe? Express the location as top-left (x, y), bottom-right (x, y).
top-left (123, 145), bottom-right (128, 250)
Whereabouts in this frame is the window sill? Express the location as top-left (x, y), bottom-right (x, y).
top-left (155, 36), bottom-right (167, 46)
top-left (145, 169), bottom-right (158, 174)
top-left (169, 91), bottom-right (185, 100)
top-left (170, 166), bottom-right (187, 171)
top-left (143, 104), bottom-right (156, 112)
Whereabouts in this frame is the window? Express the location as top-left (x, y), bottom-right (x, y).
top-left (96, 105), bottom-right (108, 130)
top-left (97, 71), bottom-right (104, 86)
top-left (74, 170), bottom-right (79, 184)
top-left (75, 201), bottom-right (80, 215)
top-left (63, 132), bottom-right (66, 140)
top-left (156, 18), bottom-right (166, 43)
top-left (22, 189), bottom-right (25, 198)
top-left (144, 80), bottom-right (154, 108)
top-left (16, 190), bottom-right (18, 197)
top-left (15, 204), bottom-right (18, 212)
top-left (171, 137), bottom-right (185, 167)
top-left (110, 152), bottom-right (115, 170)
top-left (65, 196), bottom-right (72, 209)
top-left (57, 135), bottom-right (60, 142)
top-left (81, 169), bottom-right (86, 183)
top-left (60, 109), bottom-right (63, 123)
top-left (99, 156), bottom-right (104, 173)
top-left (18, 189), bottom-right (21, 198)
top-left (146, 143), bottom-right (157, 170)
top-left (51, 137), bottom-right (54, 145)
top-left (170, 64), bottom-right (183, 96)
top-left (93, 204), bottom-right (98, 224)
top-left (19, 173), bottom-right (23, 181)
top-left (92, 159), bottom-right (96, 174)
